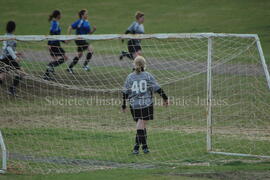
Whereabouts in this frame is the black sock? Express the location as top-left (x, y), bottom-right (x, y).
top-left (126, 53), bottom-right (134, 60)
top-left (12, 75), bottom-right (21, 87)
top-left (134, 133), bottom-right (140, 151)
top-left (83, 60), bottom-right (90, 67)
top-left (0, 79), bottom-right (3, 85)
top-left (137, 129), bottom-right (147, 149)
top-left (69, 57), bottom-right (79, 69)
top-left (49, 58), bottom-right (65, 68)
top-left (84, 52), bottom-right (92, 66)
top-left (144, 128), bottom-right (147, 140)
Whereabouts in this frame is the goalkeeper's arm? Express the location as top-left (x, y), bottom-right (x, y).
top-left (156, 88), bottom-right (169, 106)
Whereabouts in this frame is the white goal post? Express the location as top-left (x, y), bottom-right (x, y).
top-left (0, 33), bottom-right (270, 174)
top-left (0, 130), bottom-right (7, 174)
top-left (206, 34), bottom-right (270, 158)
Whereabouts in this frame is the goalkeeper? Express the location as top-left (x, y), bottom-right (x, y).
top-left (122, 56), bottom-right (168, 154)
top-left (119, 11), bottom-right (145, 60)
top-left (0, 21), bottom-right (24, 96)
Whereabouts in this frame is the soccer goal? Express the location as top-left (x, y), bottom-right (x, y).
top-left (0, 33), bottom-right (269, 174)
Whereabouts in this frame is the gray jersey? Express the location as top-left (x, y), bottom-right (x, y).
top-left (127, 21), bottom-right (144, 34)
top-left (123, 71), bottom-right (161, 109)
top-left (1, 33), bottom-right (17, 60)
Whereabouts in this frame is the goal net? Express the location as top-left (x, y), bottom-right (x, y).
top-left (0, 33), bottom-right (269, 174)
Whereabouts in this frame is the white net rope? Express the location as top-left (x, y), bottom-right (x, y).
top-left (0, 33), bottom-right (269, 174)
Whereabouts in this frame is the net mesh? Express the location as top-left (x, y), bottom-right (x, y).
top-left (0, 33), bottom-right (269, 174)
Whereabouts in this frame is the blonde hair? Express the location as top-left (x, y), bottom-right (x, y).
top-left (134, 56), bottom-right (146, 74)
top-left (135, 11), bottom-right (144, 20)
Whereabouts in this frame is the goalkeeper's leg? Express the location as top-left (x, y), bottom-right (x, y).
top-left (133, 120), bottom-right (149, 154)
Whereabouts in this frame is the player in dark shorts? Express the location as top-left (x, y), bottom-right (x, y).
top-left (0, 21), bottom-right (24, 96)
top-left (43, 10), bottom-right (68, 81)
top-left (120, 11), bottom-right (145, 60)
top-left (67, 9), bottom-right (97, 74)
top-left (122, 56), bottom-right (168, 154)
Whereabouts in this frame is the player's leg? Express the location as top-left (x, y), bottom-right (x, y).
top-left (120, 40), bottom-right (135, 60)
top-left (67, 40), bottom-right (84, 74)
top-left (133, 119), bottom-right (144, 154)
top-left (0, 73), bottom-right (5, 85)
top-left (8, 63), bottom-right (25, 96)
top-left (0, 58), bottom-right (9, 85)
top-left (134, 119), bottom-right (149, 153)
top-left (82, 44), bottom-right (93, 71)
top-left (44, 47), bottom-right (68, 80)
top-left (44, 47), bottom-right (61, 79)
top-left (141, 120), bottom-right (149, 153)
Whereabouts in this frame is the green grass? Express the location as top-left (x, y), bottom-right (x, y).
top-left (0, 0), bottom-right (270, 62)
top-left (0, 66), bottom-right (269, 176)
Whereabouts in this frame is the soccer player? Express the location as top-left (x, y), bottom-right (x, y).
top-left (0, 21), bottom-right (24, 96)
top-left (119, 11), bottom-right (145, 60)
top-left (122, 56), bottom-right (168, 154)
top-left (66, 9), bottom-right (96, 74)
top-left (43, 10), bottom-right (68, 80)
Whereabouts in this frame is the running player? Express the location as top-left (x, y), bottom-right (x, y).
top-left (120, 11), bottom-right (145, 60)
top-left (122, 56), bottom-right (168, 154)
top-left (43, 10), bottom-right (68, 80)
top-left (67, 9), bottom-right (96, 74)
top-left (0, 21), bottom-right (24, 96)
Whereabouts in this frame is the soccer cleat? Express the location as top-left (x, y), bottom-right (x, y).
top-left (142, 145), bottom-right (150, 154)
top-left (119, 54), bottom-right (124, 60)
top-left (143, 148), bottom-right (150, 154)
top-left (83, 65), bottom-right (90, 71)
top-left (47, 66), bottom-right (55, 75)
top-left (132, 150), bottom-right (139, 155)
top-left (66, 68), bottom-right (74, 74)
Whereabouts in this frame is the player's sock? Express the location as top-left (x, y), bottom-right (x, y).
top-left (144, 128), bottom-right (147, 141)
top-left (8, 75), bottom-right (21, 96)
top-left (49, 58), bottom-right (65, 68)
top-left (45, 58), bottom-right (65, 77)
top-left (126, 53), bottom-right (134, 60)
top-left (83, 52), bottom-right (92, 67)
top-left (133, 133), bottom-right (140, 151)
top-left (69, 57), bottom-right (79, 69)
top-left (12, 75), bottom-right (21, 87)
top-left (137, 129), bottom-right (147, 149)
top-left (0, 79), bottom-right (3, 85)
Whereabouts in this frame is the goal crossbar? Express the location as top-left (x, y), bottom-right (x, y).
top-left (0, 33), bottom-right (259, 41)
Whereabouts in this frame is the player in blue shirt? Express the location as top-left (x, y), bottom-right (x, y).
top-left (43, 10), bottom-right (68, 81)
top-left (0, 21), bottom-right (24, 96)
top-left (122, 56), bottom-right (168, 154)
top-left (120, 11), bottom-right (145, 61)
top-left (67, 9), bottom-right (97, 74)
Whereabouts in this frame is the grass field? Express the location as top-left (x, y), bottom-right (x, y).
top-left (1, 0), bottom-right (270, 179)
top-left (1, 0), bottom-right (270, 62)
